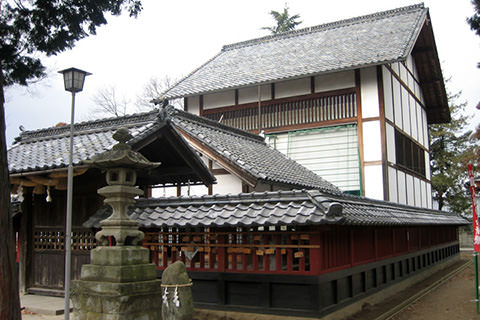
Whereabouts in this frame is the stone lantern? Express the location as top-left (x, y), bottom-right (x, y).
top-left (71, 127), bottom-right (163, 320)
top-left (90, 127), bottom-right (160, 247)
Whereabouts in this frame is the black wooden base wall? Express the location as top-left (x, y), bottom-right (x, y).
top-left (157, 242), bottom-right (460, 318)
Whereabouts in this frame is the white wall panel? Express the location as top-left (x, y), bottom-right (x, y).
top-left (238, 85), bottom-right (271, 104)
top-left (414, 177), bottom-right (421, 207)
top-left (204, 90), bottom-right (235, 109)
top-left (427, 183), bottom-right (433, 209)
top-left (392, 62), bottom-right (400, 75)
top-left (187, 96), bottom-right (200, 115)
top-left (360, 67), bottom-right (379, 118)
top-left (213, 174), bottom-right (243, 194)
top-left (386, 123), bottom-right (396, 163)
top-left (392, 78), bottom-right (403, 130)
top-left (410, 96), bottom-right (418, 141)
top-left (406, 174), bottom-right (414, 206)
top-left (425, 151), bottom-right (431, 179)
top-left (364, 165), bottom-right (384, 200)
top-left (276, 78), bottom-right (310, 99)
top-left (399, 63), bottom-right (408, 83)
top-left (401, 87), bottom-right (411, 135)
top-left (388, 166), bottom-right (398, 203)
top-left (314, 71), bottom-right (354, 92)
top-left (416, 103), bottom-right (424, 146)
top-left (397, 170), bottom-right (406, 205)
top-left (422, 109), bottom-right (429, 148)
top-left (421, 180), bottom-right (427, 208)
top-left (268, 125), bottom-right (360, 192)
top-left (382, 67), bottom-right (394, 122)
top-left (363, 121), bottom-right (382, 162)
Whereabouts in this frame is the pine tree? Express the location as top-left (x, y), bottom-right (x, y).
top-left (429, 90), bottom-right (478, 215)
top-left (467, 0), bottom-right (480, 67)
top-left (0, 1), bottom-right (142, 319)
top-left (262, 3), bottom-right (302, 34)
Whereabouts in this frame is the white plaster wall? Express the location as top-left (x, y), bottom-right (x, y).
top-left (422, 109), bottom-right (429, 148)
top-left (187, 96), bottom-right (200, 115)
top-left (314, 70), bottom-right (354, 92)
top-left (391, 62), bottom-right (400, 75)
top-left (406, 174), bottom-right (414, 206)
top-left (204, 90), bottom-right (235, 110)
top-left (397, 170), bottom-right (406, 205)
top-left (212, 174), bottom-right (243, 195)
top-left (360, 67), bottom-right (379, 118)
top-left (420, 180), bottom-right (426, 208)
top-left (382, 67), bottom-right (394, 122)
top-left (416, 103), bottom-right (424, 147)
top-left (392, 78), bottom-right (403, 130)
top-left (410, 96), bottom-right (418, 142)
top-left (425, 151), bottom-right (431, 179)
top-left (401, 87), bottom-right (411, 135)
top-left (364, 164), bottom-right (384, 200)
top-left (362, 120), bottom-right (382, 162)
top-left (275, 78), bottom-right (310, 99)
top-left (238, 85), bottom-right (271, 104)
top-left (427, 183), bottom-right (433, 208)
top-left (386, 123), bottom-right (396, 163)
top-left (414, 177), bottom-right (421, 207)
top-left (388, 166), bottom-right (398, 203)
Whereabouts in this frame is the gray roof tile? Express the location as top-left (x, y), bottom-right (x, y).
top-left (83, 189), bottom-right (467, 228)
top-left (164, 4), bottom-right (427, 99)
top-left (8, 107), bottom-right (339, 192)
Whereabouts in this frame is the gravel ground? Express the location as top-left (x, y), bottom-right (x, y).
top-left (20, 253), bottom-right (480, 320)
top-left (391, 254), bottom-right (480, 320)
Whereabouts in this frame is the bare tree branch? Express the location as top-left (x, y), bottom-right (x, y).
top-left (90, 85), bottom-right (129, 118)
top-left (135, 75), bottom-right (183, 112)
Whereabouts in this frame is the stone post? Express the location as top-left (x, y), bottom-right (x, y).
top-left (71, 128), bottom-right (163, 320)
top-left (161, 261), bottom-right (194, 320)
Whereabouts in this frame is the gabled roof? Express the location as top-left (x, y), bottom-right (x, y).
top-left (83, 189), bottom-right (468, 228)
top-left (8, 107), bottom-right (340, 192)
top-left (8, 110), bottom-right (215, 186)
top-left (163, 4), bottom-right (449, 123)
top-left (169, 107), bottom-right (340, 192)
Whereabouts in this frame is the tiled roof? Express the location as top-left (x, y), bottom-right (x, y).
top-left (83, 189), bottom-right (467, 228)
top-left (8, 112), bottom-right (159, 173)
top-left (8, 107), bottom-right (339, 192)
top-left (169, 108), bottom-right (340, 192)
top-left (163, 4), bottom-right (427, 99)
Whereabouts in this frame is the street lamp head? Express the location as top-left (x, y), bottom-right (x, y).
top-left (58, 67), bottom-right (92, 93)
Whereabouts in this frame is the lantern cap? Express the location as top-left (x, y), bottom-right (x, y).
top-left (58, 67), bottom-right (91, 93)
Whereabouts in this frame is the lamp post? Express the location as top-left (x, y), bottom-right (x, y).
top-left (58, 67), bottom-right (91, 320)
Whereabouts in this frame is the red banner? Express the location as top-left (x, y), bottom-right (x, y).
top-left (468, 164), bottom-right (480, 252)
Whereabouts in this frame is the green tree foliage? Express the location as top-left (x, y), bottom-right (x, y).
top-left (262, 3), bottom-right (302, 34)
top-left (467, 0), bottom-right (480, 67)
top-left (429, 90), bottom-right (478, 215)
top-left (0, 1), bottom-right (142, 319)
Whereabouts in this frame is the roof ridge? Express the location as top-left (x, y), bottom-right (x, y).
top-left (14, 110), bottom-right (159, 144)
top-left (169, 107), bottom-right (265, 143)
top-left (137, 189), bottom-right (310, 206)
top-left (222, 3), bottom-right (425, 51)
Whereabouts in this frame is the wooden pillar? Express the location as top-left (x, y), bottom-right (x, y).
top-left (19, 188), bottom-right (33, 294)
top-left (309, 230), bottom-right (321, 274)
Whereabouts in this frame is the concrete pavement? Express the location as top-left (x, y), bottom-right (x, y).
top-left (21, 294), bottom-right (69, 319)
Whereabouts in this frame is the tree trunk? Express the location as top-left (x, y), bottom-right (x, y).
top-left (0, 64), bottom-right (21, 319)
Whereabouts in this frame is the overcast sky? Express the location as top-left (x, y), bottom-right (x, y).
top-left (4, 0), bottom-right (480, 146)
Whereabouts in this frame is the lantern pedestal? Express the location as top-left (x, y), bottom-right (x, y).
top-left (70, 128), bottom-right (162, 320)
top-left (71, 246), bottom-right (162, 320)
